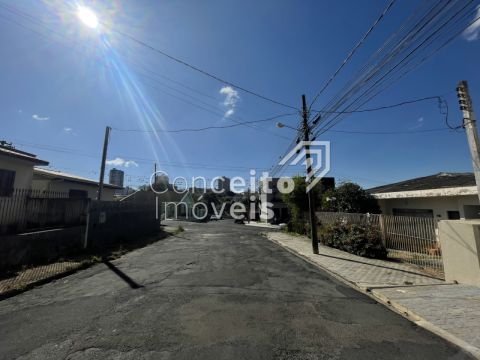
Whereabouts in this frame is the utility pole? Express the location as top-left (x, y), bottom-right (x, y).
top-left (154, 163), bottom-right (157, 185)
top-left (302, 94), bottom-right (319, 254)
top-left (457, 81), bottom-right (480, 203)
top-left (97, 126), bottom-right (111, 201)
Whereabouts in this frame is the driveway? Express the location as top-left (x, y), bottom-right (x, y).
top-left (0, 220), bottom-right (472, 359)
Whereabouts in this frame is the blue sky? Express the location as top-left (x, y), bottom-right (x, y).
top-left (1, 0), bottom-right (479, 189)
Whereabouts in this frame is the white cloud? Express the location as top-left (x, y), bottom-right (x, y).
top-left (64, 127), bottom-right (72, 132)
top-left (32, 114), bottom-right (49, 121)
top-left (409, 116), bottom-right (424, 130)
top-left (463, 6), bottom-right (480, 41)
top-left (106, 157), bottom-right (139, 168)
top-left (224, 109), bottom-right (235, 118)
top-left (219, 86), bottom-right (240, 118)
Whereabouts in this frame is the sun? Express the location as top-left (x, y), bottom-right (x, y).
top-left (77, 6), bottom-right (99, 29)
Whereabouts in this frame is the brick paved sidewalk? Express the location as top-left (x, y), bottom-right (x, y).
top-left (267, 231), bottom-right (480, 358)
top-left (0, 261), bottom-right (84, 298)
top-left (267, 232), bottom-right (445, 288)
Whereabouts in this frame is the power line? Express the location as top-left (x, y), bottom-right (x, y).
top-left (311, 95), bottom-right (445, 115)
top-left (329, 127), bottom-right (453, 135)
top-left (0, 1), bottom-right (297, 111)
top-left (102, 27), bottom-right (299, 111)
top-left (0, 3), bottom-right (295, 141)
top-left (309, 0), bottom-right (397, 109)
top-left (111, 113), bottom-right (296, 133)
top-left (311, 0), bottom-right (476, 138)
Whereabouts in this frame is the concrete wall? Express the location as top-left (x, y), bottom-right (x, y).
top-left (438, 220), bottom-right (480, 286)
top-left (0, 226), bottom-right (85, 270)
top-left (377, 195), bottom-right (480, 220)
top-left (32, 179), bottom-right (117, 201)
top-left (0, 155), bottom-right (34, 189)
top-left (86, 201), bottom-right (160, 249)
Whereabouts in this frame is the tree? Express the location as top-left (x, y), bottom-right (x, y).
top-left (321, 182), bottom-right (380, 214)
top-left (282, 176), bottom-right (319, 234)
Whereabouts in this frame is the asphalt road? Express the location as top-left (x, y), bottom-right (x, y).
top-left (0, 220), bottom-right (472, 359)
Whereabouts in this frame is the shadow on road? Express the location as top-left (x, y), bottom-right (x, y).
top-left (102, 259), bottom-right (143, 289)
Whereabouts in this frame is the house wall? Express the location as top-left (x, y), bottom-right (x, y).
top-left (32, 179), bottom-right (116, 201)
top-left (377, 195), bottom-right (480, 220)
top-left (0, 155), bottom-right (34, 189)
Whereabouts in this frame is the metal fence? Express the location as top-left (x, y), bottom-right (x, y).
top-left (0, 188), bottom-right (88, 234)
top-left (316, 211), bottom-right (443, 276)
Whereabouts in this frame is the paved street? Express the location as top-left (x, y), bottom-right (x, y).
top-left (0, 221), bottom-right (473, 359)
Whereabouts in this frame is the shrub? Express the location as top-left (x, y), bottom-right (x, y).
top-left (318, 221), bottom-right (387, 259)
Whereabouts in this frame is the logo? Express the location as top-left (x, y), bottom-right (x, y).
top-left (279, 141), bottom-right (330, 193)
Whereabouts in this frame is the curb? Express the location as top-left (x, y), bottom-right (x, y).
top-left (266, 235), bottom-right (480, 360)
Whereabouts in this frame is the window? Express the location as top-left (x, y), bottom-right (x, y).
top-left (447, 211), bottom-right (460, 220)
top-left (69, 189), bottom-right (88, 199)
top-left (392, 208), bottom-right (434, 218)
top-left (0, 169), bottom-right (15, 197)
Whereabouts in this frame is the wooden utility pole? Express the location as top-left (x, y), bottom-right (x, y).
top-left (457, 81), bottom-right (480, 203)
top-left (97, 126), bottom-right (111, 201)
top-left (302, 94), bottom-right (319, 254)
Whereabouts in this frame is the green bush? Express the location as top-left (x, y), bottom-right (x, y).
top-left (287, 218), bottom-right (310, 235)
top-left (318, 222), bottom-right (387, 259)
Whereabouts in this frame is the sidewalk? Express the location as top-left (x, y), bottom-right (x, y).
top-left (244, 221), bottom-right (280, 229)
top-left (0, 261), bottom-right (85, 298)
top-left (267, 231), bottom-right (480, 358)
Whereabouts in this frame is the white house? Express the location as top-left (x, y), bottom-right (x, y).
top-left (369, 172), bottom-right (480, 220)
top-left (32, 168), bottom-right (122, 201)
top-left (0, 143), bottom-right (49, 195)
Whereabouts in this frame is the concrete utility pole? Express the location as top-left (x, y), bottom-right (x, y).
top-left (456, 81), bottom-right (480, 203)
top-left (97, 126), bottom-right (111, 201)
top-left (301, 94), bottom-right (319, 255)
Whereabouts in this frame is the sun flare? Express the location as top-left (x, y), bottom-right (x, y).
top-left (77, 6), bottom-right (98, 29)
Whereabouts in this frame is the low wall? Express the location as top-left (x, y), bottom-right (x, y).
top-left (438, 220), bottom-right (480, 286)
top-left (86, 201), bottom-right (160, 249)
top-left (0, 226), bottom-right (85, 270)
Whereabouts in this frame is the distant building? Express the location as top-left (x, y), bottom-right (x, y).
top-left (109, 168), bottom-right (124, 187)
top-left (33, 168), bottom-right (122, 201)
top-left (0, 142), bottom-right (49, 195)
top-left (369, 172), bottom-right (480, 220)
top-left (216, 176), bottom-right (231, 193)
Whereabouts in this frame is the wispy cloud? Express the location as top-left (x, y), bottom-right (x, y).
top-left (463, 6), bottom-right (480, 41)
top-left (63, 127), bottom-right (77, 136)
top-left (106, 157), bottom-right (139, 168)
top-left (409, 116), bottom-right (424, 130)
top-left (32, 114), bottom-right (49, 121)
top-left (219, 86), bottom-right (240, 118)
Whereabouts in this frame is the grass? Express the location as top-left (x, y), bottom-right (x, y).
top-left (172, 226), bottom-right (185, 235)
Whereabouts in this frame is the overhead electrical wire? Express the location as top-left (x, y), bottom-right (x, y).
top-left (111, 113), bottom-right (297, 133)
top-left (0, 2), bottom-right (296, 141)
top-left (272, 0), bottom-right (477, 178)
top-left (309, 0), bottom-right (397, 109)
top-left (0, 0), bottom-right (298, 111)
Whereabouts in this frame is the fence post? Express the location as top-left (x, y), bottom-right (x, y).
top-left (379, 214), bottom-right (387, 247)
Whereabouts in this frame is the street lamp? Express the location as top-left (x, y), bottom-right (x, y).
top-left (276, 122), bottom-right (297, 131)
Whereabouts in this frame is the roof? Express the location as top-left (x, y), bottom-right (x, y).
top-left (0, 145), bottom-right (49, 166)
top-left (368, 172), bottom-right (477, 199)
top-left (33, 168), bottom-right (123, 189)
